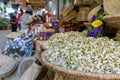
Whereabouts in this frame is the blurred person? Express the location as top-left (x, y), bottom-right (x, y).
top-left (16, 9), bottom-right (24, 30)
top-left (33, 15), bottom-right (41, 24)
top-left (19, 3), bottom-right (33, 30)
top-left (10, 12), bottom-right (17, 32)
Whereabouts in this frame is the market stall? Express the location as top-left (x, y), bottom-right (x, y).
top-left (34, 0), bottom-right (120, 80)
top-left (1, 0), bottom-right (120, 80)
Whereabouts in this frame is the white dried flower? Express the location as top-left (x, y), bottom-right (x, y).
top-left (45, 31), bottom-right (120, 74)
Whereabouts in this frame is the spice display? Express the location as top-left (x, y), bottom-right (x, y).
top-left (45, 32), bottom-right (120, 74)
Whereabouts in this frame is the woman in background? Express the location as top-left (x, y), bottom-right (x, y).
top-left (17, 9), bottom-right (24, 30)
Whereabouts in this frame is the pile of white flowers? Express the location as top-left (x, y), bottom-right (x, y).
top-left (45, 31), bottom-right (120, 74)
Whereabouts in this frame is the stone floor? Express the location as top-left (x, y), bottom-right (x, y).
top-left (0, 30), bottom-right (11, 51)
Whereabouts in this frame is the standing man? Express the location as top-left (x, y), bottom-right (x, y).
top-left (10, 12), bottom-right (17, 32)
top-left (19, 3), bottom-right (33, 30)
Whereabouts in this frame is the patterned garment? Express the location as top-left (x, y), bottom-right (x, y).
top-left (19, 13), bottom-right (33, 30)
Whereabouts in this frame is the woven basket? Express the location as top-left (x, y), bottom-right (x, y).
top-left (103, 14), bottom-right (120, 29)
top-left (35, 40), bottom-right (47, 62)
top-left (18, 57), bottom-right (35, 77)
top-left (114, 37), bottom-right (120, 41)
top-left (41, 52), bottom-right (120, 80)
top-left (83, 0), bottom-right (95, 4)
top-left (76, 7), bottom-right (90, 21)
top-left (96, 0), bottom-right (103, 5)
top-left (6, 32), bottom-right (22, 39)
top-left (61, 10), bottom-right (77, 22)
top-left (18, 30), bottom-right (26, 35)
top-left (76, 11), bottom-right (89, 21)
top-left (87, 5), bottom-right (101, 22)
top-left (39, 41), bottom-right (47, 50)
top-left (74, 0), bottom-right (83, 6)
top-left (116, 33), bottom-right (120, 38)
top-left (35, 40), bottom-right (42, 54)
top-left (116, 30), bottom-right (120, 36)
top-left (104, 0), bottom-right (120, 15)
top-left (0, 54), bottom-right (18, 78)
top-left (114, 30), bottom-right (120, 41)
top-left (60, 4), bottom-right (74, 18)
top-left (117, 29), bottom-right (120, 33)
top-left (79, 7), bottom-right (90, 11)
top-left (84, 22), bottom-right (91, 27)
top-left (20, 62), bottom-right (41, 80)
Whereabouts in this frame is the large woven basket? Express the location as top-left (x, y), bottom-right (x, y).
top-left (76, 11), bottom-right (89, 21)
top-left (74, 0), bottom-right (83, 6)
top-left (60, 4), bottom-right (74, 18)
top-left (83, 0), bottom-right (95, 4)
top-left (76, 7), bottom-right (90, 21)
top-left (0, 54), bottom-right (18, 78)
top-left (6, 32), bottom-right (22, 39)
top-left (87, 5), bottom-right (101, 22)
top-left (18, 30), bottom-right (26, 35)
top-left (41, 52), bottom-right (120, 80)
top-left (18, 57), bottom-right (35, 77)
top-left (104, 0), bottom-right (120, 15)
top-left (114, 29), bottom-right (120, 41)
top-left (96, 0), bottom-right (103, 5)
top-left (20, 62), bottom-right (41, 80)
top-left (103, 14), bottom-right (120, 29)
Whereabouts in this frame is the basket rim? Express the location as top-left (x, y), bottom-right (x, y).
top-left (41, 51), bottom-right (120, 79)
top-left (103, 15), bottom-right (120, 29)
top-left (0, 54), bottom-right (18, 78)
top-left (103, 14), bottom-right (120, 19)
top-left (6, 32), bottom-right (22, 39)
top-left (87, 5), bottom-right (101, 22)
top-left (104, 0), bottom-right (120, 15)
